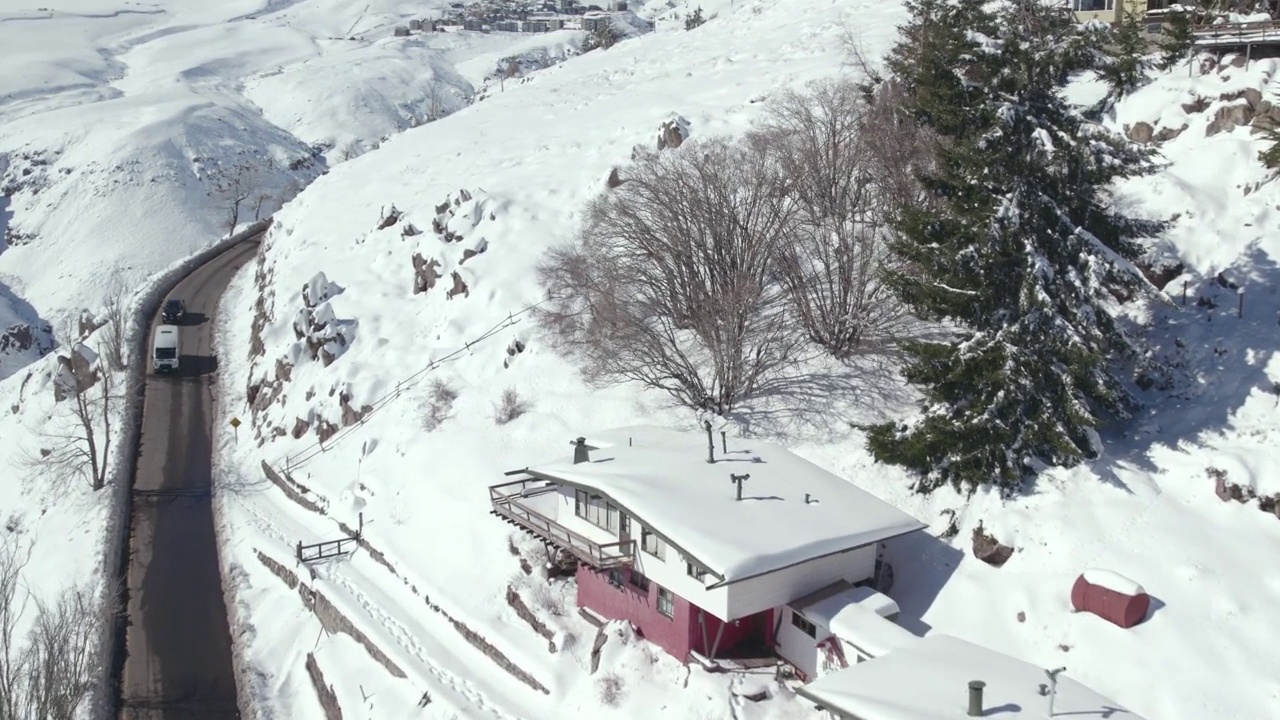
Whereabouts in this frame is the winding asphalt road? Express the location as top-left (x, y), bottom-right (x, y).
top-left (119, 236), bottom-right (261, 719)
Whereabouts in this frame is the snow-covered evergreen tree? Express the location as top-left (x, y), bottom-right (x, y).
top-left (867, 0), bottom-right (1167, 495)
top-left (1096, 10), bottom-right (1155, 113)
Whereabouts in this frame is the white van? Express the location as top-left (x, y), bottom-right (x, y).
top-left (152, 324), bottom-right (180, 374)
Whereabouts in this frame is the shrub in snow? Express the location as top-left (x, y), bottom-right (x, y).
top-left (421, 379), bottom-right (458, 432)
top-left (493, 387), bottom-right (528, 425)
top-left (684, 6), bottom-right (705, 30)
top-left (597, 673), bottom-right (626, 708)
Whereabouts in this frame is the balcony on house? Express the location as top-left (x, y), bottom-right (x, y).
top-left (489, 474), bottom-right (635, 568)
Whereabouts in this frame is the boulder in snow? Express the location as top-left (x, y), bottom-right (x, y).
top-left (971, 521), bottom-right (1014, 568)
top-left (656, 114), bottom-right (690, 151)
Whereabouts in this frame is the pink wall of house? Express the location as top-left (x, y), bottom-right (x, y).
top-left (577, 564), bottom-right (695, 660)
top-left (690, 607), bottom-right (773, 657)
top-left (577, 565), bottom-right (775, 662)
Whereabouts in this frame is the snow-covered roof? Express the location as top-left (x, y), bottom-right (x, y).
top-left (793, 582), bottom-right (916, 658)
top-left (798, 634), bottom-right (1148, 720)
top-left (523, 426), bottom-right (926, 583)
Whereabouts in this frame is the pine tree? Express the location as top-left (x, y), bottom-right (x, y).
top-left (1157, 8), bottom-right (1195, 71)
top-left (1096, 9), bottom-right (1154, 112)
top-left (866, 0), bottom-right (1167, 495)
top-left (685, 6), bottom-right (705, 30)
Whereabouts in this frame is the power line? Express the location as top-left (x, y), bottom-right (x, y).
top-left (278, 298), bottom-right (550, 471)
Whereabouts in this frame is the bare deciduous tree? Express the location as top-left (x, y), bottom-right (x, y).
top-left (538, 138), bottom-right (797, 414)
top-left (426, 82), bottom-right (447, 121)
top-left (0, 538), bottom-right (108, 720)
top-left (97, 287), bottom-right (128, 373)
top-left (759, 77), bottom-right (925, 360)
top-left (27, 340), bottom-right (118, 492)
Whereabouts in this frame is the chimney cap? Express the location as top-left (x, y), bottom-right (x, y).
top-left (968, 680), bottom-right (985, 690)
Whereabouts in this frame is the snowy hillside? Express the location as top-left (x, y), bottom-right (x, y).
top-left (0, 0), bottom-right (615, 713)
top-left (0, 0), bottom-right (563, 375)
top-left (215, 3), bottom-right (1280, 720)
top-left (215, 0), bottom-right (910, 718)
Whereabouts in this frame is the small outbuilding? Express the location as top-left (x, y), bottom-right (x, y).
top-left (1071, 569), bottom-right (1151, 629)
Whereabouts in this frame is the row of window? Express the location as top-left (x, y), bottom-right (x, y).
top-left (607, 568), bottom-right (676, 617)
top-left (574, 490), bottom-right (710, 583)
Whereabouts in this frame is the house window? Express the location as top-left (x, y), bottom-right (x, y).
top-left (588, 495), bottom-right (604, 526)
top-left (685, 559), bottom-right (707, 583)
top-left (1072, 0), bottom-right (1113, 11)
top-left (641, 528), bottom-right (665, 559)
top-left (606, 503), bottom-right (619, 532)
top-left (574, 489), bottom-right (587, 519)
top-left (629, 570), bottom-right (650, 593)
top-left (608, 568), bottom-right (625, 587)
top-left (791, 610), bottom-right (816, 638)
top-left (657, 587), bottom-right (675, 618)
top-left (619, 513), bottom-right (630, 537)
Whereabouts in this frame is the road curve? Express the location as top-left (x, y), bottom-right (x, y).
top-left (119, 237), bottom-right (260, 720)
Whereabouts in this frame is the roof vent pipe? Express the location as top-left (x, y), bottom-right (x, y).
top-left (731, 473), bottom-right (750, 501)
top-left (572, 437), bottom-right (589, 464)
top-left (704, 420), bottom-right (714, 463)
top-left (967, 680), bottom-right (985, 717)
top-left (720, 430), bottom-right (727, 454)
top-left (1046, 667), bottom-right (1066, 718)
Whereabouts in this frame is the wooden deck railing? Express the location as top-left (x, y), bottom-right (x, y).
top-left (1190, 18), bottom-right (1280, 45)
top-left (489, 477), bottom-right (635, 568)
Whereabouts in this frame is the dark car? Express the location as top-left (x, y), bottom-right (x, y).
top-left (162, 298), bottom-right (186, 323)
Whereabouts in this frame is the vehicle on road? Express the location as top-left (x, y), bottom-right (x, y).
top-left (162, 298), bottom-right (186, 323)
top-left (152, 324), bottom-right (180, 374)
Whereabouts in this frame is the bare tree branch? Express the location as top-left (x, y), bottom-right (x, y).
top-left (98, 287), bottom-right (128, 373)
top-left (538, 138), bottom-right (799, 414)
top-left (25, 341), bottom-right (119, 492)
top-left (757, 77), bottom-right (925, 360)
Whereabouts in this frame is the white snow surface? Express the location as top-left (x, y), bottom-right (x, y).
top-left (1081, 569), bottom-right (1145, 597)
top-left (210, 10), bottom-right (1280, 720)
top-left (528, 425), bottom-right (927, 581)
top-left (828, 604), bottom-right (918, 660)
top-left (799, 633), bottom-right (1147, 720)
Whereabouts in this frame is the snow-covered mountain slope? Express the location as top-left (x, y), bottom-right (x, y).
top-left (0, 0), bottom-right (593, 707)
top-left (214, 1), bottom-right (906, 718)
top-left (217, 9), bottom-right (1280, 718)
top-left (0, 0), bottom-right (549, 374)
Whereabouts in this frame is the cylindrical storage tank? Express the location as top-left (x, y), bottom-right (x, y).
top-left (1071, 569), bottom-right (1151, 629)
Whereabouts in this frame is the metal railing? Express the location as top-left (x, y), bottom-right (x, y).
top-left (1190, 18), bottom-right (1280, 45)
top-left (489, 477), bottom-right (635, 568)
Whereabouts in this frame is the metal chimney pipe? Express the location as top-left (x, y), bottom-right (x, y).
top-left (967, 680), bottom-right (985, 717)
top-left (720, 430), bottom-right (727, 454)
top-left (571, 437), bottom-right (589, 464)
top-left (704, 420), bottom-right (714, 463)
top-left (1046, 667), bottom-right (1066, 717)
top-left (731, 473), bottom-right (749, 501)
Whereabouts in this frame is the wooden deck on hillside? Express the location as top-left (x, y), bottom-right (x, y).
top-left (489, 476), bottom-right (635, 568)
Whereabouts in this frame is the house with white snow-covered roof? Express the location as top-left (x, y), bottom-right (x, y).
top-left (797, 633), bottom-right (1148, 720)
top-left (489, 425), bottom-right (926, 668)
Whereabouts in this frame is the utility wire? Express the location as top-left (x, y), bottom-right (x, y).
top-left (279, 298), bottom-right (551, 471)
